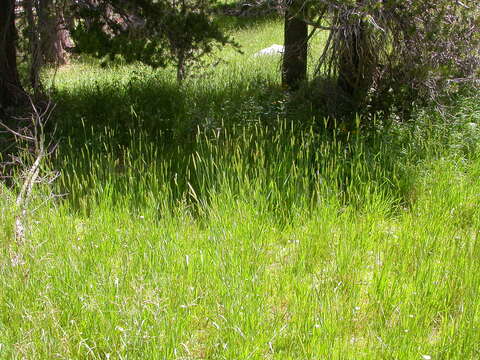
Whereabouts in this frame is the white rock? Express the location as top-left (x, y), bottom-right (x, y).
top-left (253, 44), bottom-right (284, 57)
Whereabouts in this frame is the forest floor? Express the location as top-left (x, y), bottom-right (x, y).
top-left (1, 17), bottom-right (480, 360)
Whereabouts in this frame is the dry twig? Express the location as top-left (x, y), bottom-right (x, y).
top-left (1, 98), bottom-right (57, 243)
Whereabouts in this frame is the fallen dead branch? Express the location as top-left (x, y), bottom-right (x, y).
top-left (0, 98), bottom-right (59, 243)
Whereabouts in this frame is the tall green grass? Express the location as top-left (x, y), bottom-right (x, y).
top-left (1, 15), bottom-right (480, 359)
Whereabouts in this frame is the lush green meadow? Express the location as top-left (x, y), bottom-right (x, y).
top-left (1, 17), bottom-right (480, 359)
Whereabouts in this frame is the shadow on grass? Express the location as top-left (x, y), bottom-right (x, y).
top-left (51, 69), bottom-right (290, 147)
top-left (50, 66), bottom-right (431, 219)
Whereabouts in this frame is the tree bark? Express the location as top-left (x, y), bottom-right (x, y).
top-left (282, 0), bottom-right (308, 90)
top-left (176, 49), bottom-right (186, 82)
top-left (337, 22), bottom-right (364, 98)
top-left (39, 0), bottom-right (70, 66)
top-left (55, 23), bottom-right (72, 65)
top-left (25, 0), bottom-right (43, 91)
top-left (337, 0), bottom-right (374, 106)
top-left (0, 0), bottom-right (26, 109)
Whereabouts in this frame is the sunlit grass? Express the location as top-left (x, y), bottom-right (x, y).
top-left (2, 12), bottom-right (480, 360)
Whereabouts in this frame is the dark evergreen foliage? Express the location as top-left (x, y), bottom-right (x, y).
top-left (70, 0), bottom-right (236, 81)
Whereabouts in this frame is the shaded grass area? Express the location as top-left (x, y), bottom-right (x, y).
top-left (47, 16), bottom-right (325, 143)
top-left (50, 62), bottom-right (286, 146)
top-left (1, 15), bottom-right (480, 360)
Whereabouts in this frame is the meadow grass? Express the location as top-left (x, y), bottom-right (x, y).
top-left (1, 14), bottom-right (480, 360)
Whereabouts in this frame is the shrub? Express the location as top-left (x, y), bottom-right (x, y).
top-left (308, 0), bottom-right (480, 119)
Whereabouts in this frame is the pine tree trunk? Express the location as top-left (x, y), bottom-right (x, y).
top-left (282, 0), bottom-right (308, 90)
top-left (337, 22), bottom-right (363, 98)
top-left (337, 0), bottom-right (373, 107)
top-left (56, 24), bottom-right (71, 65)
top-left (0, 0), bottom-right (26, 109)
top-left (39, 0), bottom-right (70, 66)
top-left (25, 0), bottom-right (43, 91)
top-left (176, 50), bottom-right (186, 82)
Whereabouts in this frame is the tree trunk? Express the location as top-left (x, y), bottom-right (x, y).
top-left (25, 0), bottom-right (43, 91)
top-left (0, 0), bottom-right (26, 109)
top-left (39, 0), bottom-right (70, 66)
top-left (55, 23), bottom-right (72, 65)
top-left (282, 0), bottom-right (308, 90)
top-left (176, 49), bottom-right (186, 82)
top-left (337, 0), bottom-right (373, 107)
top-left (337, 22), bottom-right (364, 98)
